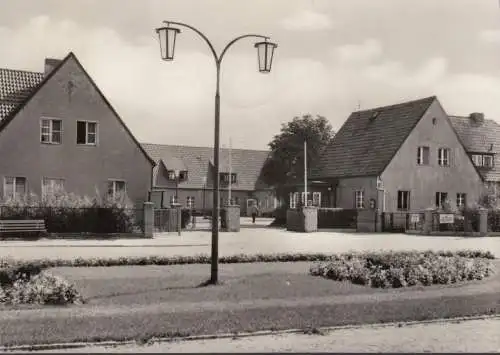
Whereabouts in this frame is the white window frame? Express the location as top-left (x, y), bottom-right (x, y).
top-left (289, 192), bottom-right (299, 209)
top-left (107, 179), bottom-right (126, 199)
top-left (456, 193), bottom-right (466, 208)
top-left (397, 190), bottom-right (410, 211)
top-left (40, 117), bottom-right (63, 144)
top-left (186, 196), bottom-right (195, 208)
top-left (170, 194), bottom-right (178, 205)
top-left (417, 146), bottom-right (429, 165)
top-left (4, 176), bottom-right (27, 199)
top-left (435, 192), bottom-right (448, 208)
top-left (355, 190), bottom-right (364, 209)
top-left (41, 177), bottom-right (65, 197)
top-left (483, 155), bottom-right (494, 168)
top-left (438, 148), bottom-right (450, 166)
top-left (77, 120), bottom-right (98, 145)
top-left (312, 192), bottom-right (321, 207)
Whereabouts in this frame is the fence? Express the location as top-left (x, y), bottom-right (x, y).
top-left (488, 210), bottom-right (500, 232)
top-left (317, 208), bottom-right (357, 229)
top-left (154, 208), bottom-right (200, 232)
top-left (381, 212), bottom-right (425, 233)
top-left (430, 210), bottom-right (480, 233)
top-left (0, 206), bottom-right (144, 234)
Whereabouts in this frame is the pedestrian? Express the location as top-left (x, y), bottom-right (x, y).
top-left (251, 204), bottom-right (259, 224)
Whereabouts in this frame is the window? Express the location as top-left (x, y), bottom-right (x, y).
top-left (4, 177), bottom-right (26, 199)
top-left (483, 155), bottom-right (494, 168)
top-left (438, 148), bottom-right (450, 166)
top-left (456, 193), bottom-right (466, 208)
top-left (42, 178), bottom-right (64, 197)
top-left (76, 121), bottom-right (97, 145)
top-left (472, 154), bottom-right (482, 166)
top-left (397, 190), bottom-right (410, 210)
top-left (41, 118), bottom-right (62, 144)
top-left (230, 173), bottom-right (237, 184)
top-left (417, 146), bottom-right (430, 165)
top-left (355, 190), bottom-right (364, 209)
top-left (186, 196), bottom-right (195, 209)
top-left (471, 154), bottom-right (494, 168)
top-left (289, 192), bottom-right (299, 208)
top-left (435, 192), bottom-right (448, 208)
top-left (179, 171), bottom-right (188, 181)
top-left (219, 173), bottom-right (236, 184)
top-left (107, 180), bottom-right (126, 199)
top-left (312, 192), bottom-right (321, 207)
top-left (168, 170), bottom-right (188, 181)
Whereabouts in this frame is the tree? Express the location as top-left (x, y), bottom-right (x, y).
top-left (260, 114), bottom-right (335, 204)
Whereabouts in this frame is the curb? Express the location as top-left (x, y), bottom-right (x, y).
top-left (2, 313), bottom-right (499, 352)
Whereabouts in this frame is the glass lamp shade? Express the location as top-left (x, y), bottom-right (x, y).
top-left (155, 26), bottom-right (181, 61)
top-left (254, 40), bottom-right (277, 73)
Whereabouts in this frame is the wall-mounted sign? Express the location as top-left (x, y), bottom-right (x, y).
top-left (439, 213), bottom-right (454, 224)
top-left (410, 214), bottom-right (420, 223)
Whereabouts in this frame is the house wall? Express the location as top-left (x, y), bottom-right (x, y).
top-left (0, 57), bottom-right (153, 206)
top-left (336, 176), bottom-right (378, 209)
top-left (150, 187), bottom-right (276, 215)
top-left (380, 100), bottom-right (483, 212)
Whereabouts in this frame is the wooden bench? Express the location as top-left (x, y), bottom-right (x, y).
top-left (0, 220), bottom-right (47, 239)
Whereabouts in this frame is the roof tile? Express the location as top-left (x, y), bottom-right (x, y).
top-left (0, 68), bottom-right (44, 119)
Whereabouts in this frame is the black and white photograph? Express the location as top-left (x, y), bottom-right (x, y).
top-left (0, 0), bottom-right (499, 352)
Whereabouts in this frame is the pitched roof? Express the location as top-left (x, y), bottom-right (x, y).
top-left (311, 96), bottom-right (437, 179)
top-left (0, 68), bottom-right (44, 120)
top-left (0, 52), bottom-right (155, 167)
top-left (141, 143), bottom-right (270, 191)
top-left (449, 115), bottom-right (500, 181)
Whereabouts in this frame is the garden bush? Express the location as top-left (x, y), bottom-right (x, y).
top-left (0, 262), bottom-right (81, 306)
top-left (0, 188), bottom-right (142, 235)
top-left (309, 250), bottom-right (496, 289)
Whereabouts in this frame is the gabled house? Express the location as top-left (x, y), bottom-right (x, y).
top-left (309, 96), bottom-right (484, 212)
top-left (0, 53), bottom-right (155, 206)
top-left (449, 113), bottom-right (500, 196)
top-left (142, 143), bottom-right (278, 215)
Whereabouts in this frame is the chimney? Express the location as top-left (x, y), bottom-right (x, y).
top-left (469, 112), bottom-right (485, 124)
top-left (44, 58), bottom-right (62, 75)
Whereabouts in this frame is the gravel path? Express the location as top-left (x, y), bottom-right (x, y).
top-left (23, 317), bottom-right (500, 353)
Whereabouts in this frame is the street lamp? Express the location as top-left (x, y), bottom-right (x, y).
top-left (155, 21), bottom-right (277, 284)
top-left (169, 169), bottom-right (181, 236)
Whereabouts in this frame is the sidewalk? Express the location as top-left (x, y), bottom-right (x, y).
top-left (32, 317), bottom-right (500, 353)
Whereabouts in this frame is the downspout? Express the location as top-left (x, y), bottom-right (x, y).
top-left (148, 164), bottom-right (154, 202)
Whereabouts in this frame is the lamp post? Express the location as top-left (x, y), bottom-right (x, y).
top-left (170, 169), bottom-right (181, 236)
top-left (156, 21), bottom-right (277, 285)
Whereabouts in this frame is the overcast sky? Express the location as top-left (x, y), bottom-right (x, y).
top-left (1, 0), bottom-right (500, 150)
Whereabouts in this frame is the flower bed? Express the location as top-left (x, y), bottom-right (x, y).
top-left (310, 250), bottom-right (495, 288)
top-left (0, 261), bottom-right (82, 306)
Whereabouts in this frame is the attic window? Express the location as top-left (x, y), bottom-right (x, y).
top-left (432, 118), bottom-right (437, 125)
top-left (369, 111), bottom-right (380, 121)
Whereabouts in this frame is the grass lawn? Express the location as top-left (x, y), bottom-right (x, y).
top-left (0, 261), bottom-right (499, 346)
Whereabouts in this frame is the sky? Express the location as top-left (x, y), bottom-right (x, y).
top-left (1, 0), bottom-right (500, 150)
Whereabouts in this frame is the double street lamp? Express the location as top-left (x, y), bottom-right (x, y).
top-left (155, 21), bottom-right (277, 284)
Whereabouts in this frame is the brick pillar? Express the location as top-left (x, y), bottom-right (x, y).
top-left (479, 208), bottom-right (488, 236)
top-left (423, 208), bottom-right (433, 235)
top-left (375, 211), bottom-right (383, 232)
top-left (143, 202), bottom-right (154, 238)
top-left (222, 205), bottom-right (240, 232)
top-left (171, 203), bottom-right (182, 235)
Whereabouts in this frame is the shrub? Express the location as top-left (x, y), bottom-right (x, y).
top-left (7, 272), bottom-right (82, 305)
top-left (0, 189), bottom-right (141, 235)
top-left (310, 250), bottom-right (495, 289)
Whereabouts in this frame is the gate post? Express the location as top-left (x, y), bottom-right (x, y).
top-left (143, 202), bottom-right (154, 238)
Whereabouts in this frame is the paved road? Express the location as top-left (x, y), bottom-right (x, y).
top-left (0, 227), bottom-right (499, 261)
top-left (25, 317), bottom-right (500, 353)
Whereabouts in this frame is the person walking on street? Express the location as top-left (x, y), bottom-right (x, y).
top-left (250, 204), bottom-right (259, 224)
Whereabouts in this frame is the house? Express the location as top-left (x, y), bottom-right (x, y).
top-left (308, 96), bottom-right (484, 212)
top-left (142, 143), bottom-right (278, 215)
top-left (449, 113), bottom-right (500, 197)
top-left (0, 53), bottom-right (155, 206)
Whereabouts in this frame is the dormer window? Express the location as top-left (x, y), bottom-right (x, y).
top-left (168, 170), bottom-right (188, 181)
top-left (219, 173), bottom-right (237, 184)
top-left (471, 154), bottom-right (494, 169)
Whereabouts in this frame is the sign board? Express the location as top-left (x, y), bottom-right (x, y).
top-left (439, 213), bottom-right (454, 224)
top-left (410, 214), bottom-right (420, 223)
